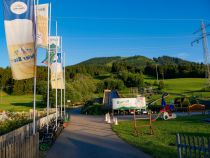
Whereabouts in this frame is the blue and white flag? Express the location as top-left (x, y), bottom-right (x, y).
top-left (3, 0), bottom-right (36, 80)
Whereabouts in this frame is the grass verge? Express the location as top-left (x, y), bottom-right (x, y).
top-left (112, 115), bottom-right (210, 158)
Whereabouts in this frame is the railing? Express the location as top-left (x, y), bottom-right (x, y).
top-left (0, 133), bottom-right (39, 158)
top-left (176, 133), bottom-right (210, 158)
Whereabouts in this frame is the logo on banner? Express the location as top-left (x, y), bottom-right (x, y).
top-left (10, 2), bottom-right (28, 15)
top-left (13, 47), bottom-right (34, 63)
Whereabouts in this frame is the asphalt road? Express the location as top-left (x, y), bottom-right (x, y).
top-left (46, 110), bottom-right (151, 158)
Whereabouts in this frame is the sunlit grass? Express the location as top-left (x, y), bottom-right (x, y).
top-left (0, 94), bottom-right (43, 112)
top-left (112, 115), bottom-right (210, 158)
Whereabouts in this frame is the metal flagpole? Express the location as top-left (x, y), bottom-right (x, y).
top-left (64, 51), bottom-right (66, 116)
top-left (55, 20), bottom-right (58, 127)
top-left (33, 0), bottom-right (39, 135)
top-left (47, 2), bottom-right (51, 133)
top-left (60, 36), bottom-right (63, 118)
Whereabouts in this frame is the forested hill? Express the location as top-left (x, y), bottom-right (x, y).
top-left (76, 56), bottom-right (122, 66)
top-left (0, 55), bottom-right (206, 105)
top-left (154, 56), bottom-right (197, 65)
top-left (76, 55), bottom-right (199, 67)
top-left (68, 55), bottom-right (205, 79)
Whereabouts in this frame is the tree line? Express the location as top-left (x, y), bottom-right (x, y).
top-left (0, 57), bottom-right (207, 105)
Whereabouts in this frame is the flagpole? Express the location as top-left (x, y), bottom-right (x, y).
top-left (60, 37), bottom-right (63, 118)
top-left (55, 20), bottom-right (58, 128)
top-left (64, 51), bottom-right (66, 116)
top-left (47, 2), bottom-right (51, 133)
top-left (33, 0), bottom-right (39, 135)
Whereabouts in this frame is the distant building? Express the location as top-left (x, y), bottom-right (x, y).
top-left (103, 89), bottom-right (120, 109)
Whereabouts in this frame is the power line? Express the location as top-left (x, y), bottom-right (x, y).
top-left (53, 17), bottom-right (207, 22)
top-left (65, 35), bottom-right (200, 40)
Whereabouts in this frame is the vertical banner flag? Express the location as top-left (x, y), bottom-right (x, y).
top-left (3, 0), bottom-right (35, 80)
top-left (48, 36), bottom-right (64, 89)
top-left (42, 36), bottom-right (57, 66)
top-left (36, 4), bottom-right (48, 48)
top-left (51, 52), bottom-right (64, 89)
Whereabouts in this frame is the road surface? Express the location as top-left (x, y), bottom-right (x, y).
top-left (46, 110), bottom-right (151, 158)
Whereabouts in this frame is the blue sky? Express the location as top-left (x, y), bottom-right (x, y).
top-left (0, 0), bottom-right (210, 67)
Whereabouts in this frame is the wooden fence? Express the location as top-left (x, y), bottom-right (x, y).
top-left (0, 113), bottom-right (56, 158)
top-left (0, 133), bottom-right (39, 158)
top-left (176, 133), bottom-right (210, 158)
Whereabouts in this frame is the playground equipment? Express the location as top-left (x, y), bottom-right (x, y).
top-left (151, 93), bottom-right (177, 121)
top-left (188, 104), bottom-right (205, 114)
top-left (133, 110), bottom-right (154, 136)
top-left (152, 106), bottom-right (177, 121)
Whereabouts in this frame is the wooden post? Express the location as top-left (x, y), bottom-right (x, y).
top-left (208, 138), bottom-right (210, 158)
top-left (149, 112), bottom-right (154, 135)
top-left (176, 133), bottom-right (182, 158)
top-left (133, 109), bottom-right (138, 136)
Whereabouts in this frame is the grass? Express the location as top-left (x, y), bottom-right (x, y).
top-left (145, 78), bottom-right (208, 94)
top-left (144, 78), bottom-right (210, 101)
top-left (0, 94), bottom-right (44, 112)
top-left (112, 115), bottom-right (210, 158)
top-left (163, 78), bottom-right (208, 94)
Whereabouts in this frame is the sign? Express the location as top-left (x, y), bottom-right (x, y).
top-left (112, 97), bottom-right (146, 110)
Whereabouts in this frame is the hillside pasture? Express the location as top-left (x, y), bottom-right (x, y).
top-left (0, 94), bottom-right (43, 112)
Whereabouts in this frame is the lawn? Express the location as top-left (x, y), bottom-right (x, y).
top-left (145, 78), bottom-right (207, 94)
top-left (0, 94), bottom-right (44, 112)
top-left (112, 115), bottom-right (210, 158)
top-left (163, 78), bottom-right (208, 94)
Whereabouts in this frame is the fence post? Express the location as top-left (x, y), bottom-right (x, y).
top-left (208, 138), bottom-right (210, 158)
top-left (176, 133), bottom-right (182, 158)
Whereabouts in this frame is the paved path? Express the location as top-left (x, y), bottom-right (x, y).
top-left (46, 112), bottom-right (151, 158)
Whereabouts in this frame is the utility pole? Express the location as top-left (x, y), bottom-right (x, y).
top-left (156, 64), bottom-right (159, 82)
top-left (191, 21), bottom-right (210, 86)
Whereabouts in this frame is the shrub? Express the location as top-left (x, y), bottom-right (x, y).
top-left (158, 80), bottom-right (165, 90)
top-left (182, 98), bottom-right (190, 107)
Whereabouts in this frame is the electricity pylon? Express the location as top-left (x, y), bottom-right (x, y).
top-left (191, 21), bottom-right (210, 86)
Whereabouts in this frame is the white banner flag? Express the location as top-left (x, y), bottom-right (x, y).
top-left (36, 4), bottom-right (49, 49)
top-left (3, 0), bottom-right (36, 80)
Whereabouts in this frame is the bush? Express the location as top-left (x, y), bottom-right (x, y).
top-left (158, 80), bottom-right (165, 90)
top-left (103, 78), bottom-right (124, 90)
top-left (182, 98), bottom-right (190, 107)
top-left (81, 103), bottom-right (104, 115)
top-left (153, 80), bottom-right (158, 86)
top-left (0, 113), bottom-right (30, 136)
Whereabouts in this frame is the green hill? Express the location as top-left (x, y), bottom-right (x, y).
top-left (154, 56), bottom-right (197, 65)
top-left (76, 56), bottom-right (122, 66)
top-left (76, 55), bottom-right (155, 68)
top-left (121, 56), bottom-right (154, 67)
top-left (76, 55), bottom-right (199, 67)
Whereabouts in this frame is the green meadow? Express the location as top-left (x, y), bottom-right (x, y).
top-left (0, 93), bottom-right (43, 112)
top-left (112, 115), bottom-right (210, 158)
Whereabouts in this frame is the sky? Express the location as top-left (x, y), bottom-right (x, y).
top-left (0, 0), bottom-right (210, 67)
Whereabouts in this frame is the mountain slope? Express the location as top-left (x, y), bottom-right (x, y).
top-left (75, 55), bottom-right (200, 68)
top-left (76, 56), bottom-right (122, 66)
top-left (154, 56), bottom-right (197, 65)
